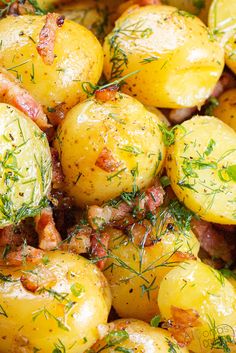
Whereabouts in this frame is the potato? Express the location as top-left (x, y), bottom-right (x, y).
top-left (0, 15), bottom-right (103, 112)
top-left (103, 203), bottom-right (200, 321)
top-left (208, 0), bottom-right (236, 74)
top-left (0, 250), bottom-right (111, 353)
top-left (166, 115), bottom-right (236, 224)
top-left (91, 319), bottom-right (189, 353)
top-left (53, 92), bottom-right (166, 207)
top-left (103, 5), bottom-right (224, 108)
top-left (162, 0), bottom-right (211, 23)
top-left (56, 0), bottom-right (113, 42)
top-left (213, 89), bottom-right (236, 132)
top-left (158, 260), bottom-right (236, 353)
top-left (0, 103), bottom-right (51, 228)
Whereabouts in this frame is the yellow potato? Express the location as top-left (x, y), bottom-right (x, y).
top-left (0, 103), bottom-right (51, 228)
top-left (103, 203), bottom-right (200, 321)
top-left (53, 93), bottom-right (166, 207)
top-left (0, 15), bottom-right (103, 112)
top-left (208, 0), bottom-right (236, 74)
top-left (0, 251), bottom-right (111, 353)
top-left (91, 319), bottom-right (190, 353)
top-left (213, 89), bottom-right (236, 132)
top-left (158, 260), bottom-right (236, 353)
top-left (166, 115), bottom-right (236, 224)
top-left (162, 0), bottom-right (211, 23)
top-left (103, 5), bottom-right (224, 108)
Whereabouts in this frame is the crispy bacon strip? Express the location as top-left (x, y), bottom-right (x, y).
top-left (20, 265), bottom-right (57, 292)
top-left (95, 85), bottom-right (119, 102)
top-left (0, 245), bottom-right (44, 266)
top-left (35, 207), bottom-right (62, 251)
top-left (61, 225), bottom-right (92, 254)
top-left (51, 147), bottom-right (64, 189)
top-left (0, 68), bottom-right (50, 131)
top-left (138, 0), bottom-right (161, 5)
top-left (37, 13), bottom-right (64, 65)
top-left (91, 232), bottom-right (110, 270)
top-left (95, 147), bottom-right (120, 173)
top-left (128, 219), bottom-right (153, 246)
top-left (8, 0), bottom-right (35, 15)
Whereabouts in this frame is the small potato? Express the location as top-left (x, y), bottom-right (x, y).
top-left (0, 103), bottom-right (51, 227)
top-left (103, 203), bottom-right (200, 321)
top-left (166, 115), bottom-right (236, 224)
top-left (103, 5), bottom-right (224, 108)
top-left (0, 251), bottom-right (111, 353)
top-left (162, 0), bottom-right (211, 23)
top-left (213, 89), bottom-right (236, 132)
top-left (0, 15), bottom-right (103, 112)
top-left (208, 0), bottom-right (236, 74)
top-left (53, 93), bottom-right (166, 207)
top-left (91, 319), bottom-right (189, 353)
top-left (158, 260), bottom-right (236, 353)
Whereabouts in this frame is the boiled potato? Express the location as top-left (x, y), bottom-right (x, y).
top-left (213, 89), bottom-right (236, 131)
top-left (166, 115), bottom-right (236, 224)
top-left (0, 251), bottom-right (111, 353)
top-left (53, 92), bottom-right (166, 207)
top-left (158, 260), bottom-right (236, 353)
top-left (162, 0), bottom-right (211, 23)
top-left (91, 319), bottom-right (189, 353)
top-left (103, 203), bottom-right (200, 321)
top-left (0, 103), bottom-right (51, 228)
top-left (208, 0), bottom-right (236, 74)
top-left (0, 15), bottom-right (103, 112)
top-left (103, 5), bottom-right (224, 108)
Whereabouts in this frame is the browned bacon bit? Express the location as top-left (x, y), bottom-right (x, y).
top-left (46, 102), bottom-right (67, 126)
top-left (95, 147), bottom-right (120, 173)
top-left (0, 245), bottom-right (44, 266)
top-left (35, 207), bottom-right (62, 251)
top-left (145, 184), bottom-right (165, 212)
top-left (37, 13), bottom-right (63, 66)
top-left (51, 147), bottom-right (64, 189)
top-left (0, 222), bottom-right (37, 248)
top-left (61, 225), bottom-right (92, 254)
top-left (8, 0), bottom-right (35, 16)
top-left (191, 218), bottom-right (233, 263)
top-left (91, 232), bottom-right (110, 270)
top-left (171, 251), bottom-right (197, 262)
top-left (138, 0), bottom-right (161, 5)
top-left (0, 68), bottom-right (50, 131)
top-left (211, 71), bottom-right (236, 98)
top-left (128, 219), bottom-right (153, 246)
top-left (168, 306), bottom-right (201, 346)
top-left (95, 85), bottom-right (119, 103)
top-left (20, 265), bottom-right (57, 293)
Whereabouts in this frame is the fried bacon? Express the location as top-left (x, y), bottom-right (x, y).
top-left (51, 147), bottom-right (64, 189)
top-left (91, 232), bottom-right (110, 270)
top-left (20, 265), bottom-right (57, 293)
top-left (0, 67), bottom-right (50, 130)
top-left (37, 13), bottom-right (64, 66)
top-left (8, 0), bottom-right (35, 15)
top-left (169, 107), bottom-right (197, 124)
top-left (0, 245), bottom-right (44, 266)
top-left (95, 85), bottom-right (119, 102)
top-left (35, 207), bottom-right (62, 250)
top-left (95, 147), bottom-right (120, 173)
top-left (128, 219), bottom-right (153, 246)
top-left (61, 225), bottom-right (92, 254)
top-left (137, 0), bottom-right (161, 5)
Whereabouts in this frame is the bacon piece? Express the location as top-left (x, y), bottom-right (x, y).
top-left (0, 68), bottom-right (50, 131)
top-left (8, 0), bottom-right (35, 15)
top-left (35, 207), bottom-right (62, 251)
top-left (47, 102), bottom-right (67, 126)
top-left (0, 245), bottom-right (44, 266)
top-left (61, 225), bottom-right (92, 254)
top-left (95, 147), bottom-right (120, 173)
top-left (37, 13), bottom-right (64, 66)
top-left (91, 232), bottom-right (110, 270)
top-left (20, 265), bottom-right (57, 292)
top-left (128, 219), bottom-right (153, 246)
top-left (138, 0), bottom-right (161, 5)
top-left (191, 219), bottom-right (233, 263)
top-left (145, 184), bottom-right (165, 212)
top-left (211, 71), bottom-right (236, 98)
top-left (50, 147), bottom-right (64, 189)
top-left (95, 85), bottom-right (119, 102)
top-left (169, 107), bottom-right (197, 124)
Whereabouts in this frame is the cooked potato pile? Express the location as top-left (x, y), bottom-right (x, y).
top-left (0, 0), bottom-right (235, 353)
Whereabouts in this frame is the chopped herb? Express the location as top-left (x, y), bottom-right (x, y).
top-left (205, 97), bottom-right (219, 116)
top-left (140, 56), bottom-right (159, 64)
top-left (106, 330), bottom-right (129, 346)
top-left (115, 348), bottom-right (134, 353)
top-left (52, 339), bottom-right (66, 353)
top-left (150, 315), bottom-right (161, 327)
top-left (70, 283), bottom-right (84, 297)
top-left (0, 304), bottom-right (8, 317)
top-left (107, 168), bottom-right (126, 181)
top-left (219, 268), bottom-right (236, 280)
top-left (160, 175), bottom-right (170, 188)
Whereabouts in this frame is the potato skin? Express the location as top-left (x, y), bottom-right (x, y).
top-left (91, 319), bottom-right (189, 353)
top-left (0, 251), bottom-right (111, 353)
top-left (0, 103), bottom-right (51, 227)
top-left (213, 89), bottom-right (236, 132)
top-left (162, 0), bottom-right (211, 23)
top-left (166, 115), bottom-right (236, 224)
top-left (103, 5), bottom-right (224, 108)
top-left (53, 93), bottom-right (166, 207)
top-left (0, 15), bottom-right (103, 112)
top-left (103, 208), bottom-right (200, 321)
top-left (158, 260), bottom-right (236, 353)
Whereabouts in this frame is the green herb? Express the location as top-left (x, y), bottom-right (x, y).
top-left (120, 145), bottom-right (143, 155)
top-left (219, 268), bottom-right (236, 280)
top-left (205, 97), bottom-right (219, 116)
top-left (140, 276), bottom-right (158, 300)
top-left (52, 339), bottom-right (66, 353)
top-left (166, 338), bottom-right (180, 353)
top-left (140, 56), bottom-right (159, 64)
top-left (176, 10), bottom-right (195, 18)
top-left (212, 335), bottom-right (234, 353)
top-left (106, 330), bottom-right (129, 346)
top-left (107, 168), bottom-right (126, 181)
top-left (193, 0), bottom-right (205, 11)
top-left (160, 175), bottom-right (170, 188)
top-left (70, 283), bottom-right (84, 297)
top-left (0, 304), bottom-right (8, 317)
top-left (32, 307), bottom-right (69, 331)
top-left (115, 348), bottom-right (134, 353)
top-left (150, 315), bottom-right (161, 327)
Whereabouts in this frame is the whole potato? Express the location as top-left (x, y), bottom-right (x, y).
top-left (103, 5), bottom-right (224, 108)
top-left (53, 93), bottom-right (166, 207)
top-left (162, 0), bottom-right (211, 23)
top-left (213, 89), bottom-right (236, 132)
top-left (0, 251), bottom-right (111, 353)
top-left (91, 319), bottom-right (189, 353)
top-left (0, 15), bottom-right (103, 112)
top-left (166, 115), bottom-right (236, 224)
top-left (0, 103), bottom-right (51, 228)
top-left (103, 203), bottom-right (200, 321)
top-left (208, 0), bottom-right (236, 74)
top-left (158, 260), bottom-right (236, 353)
